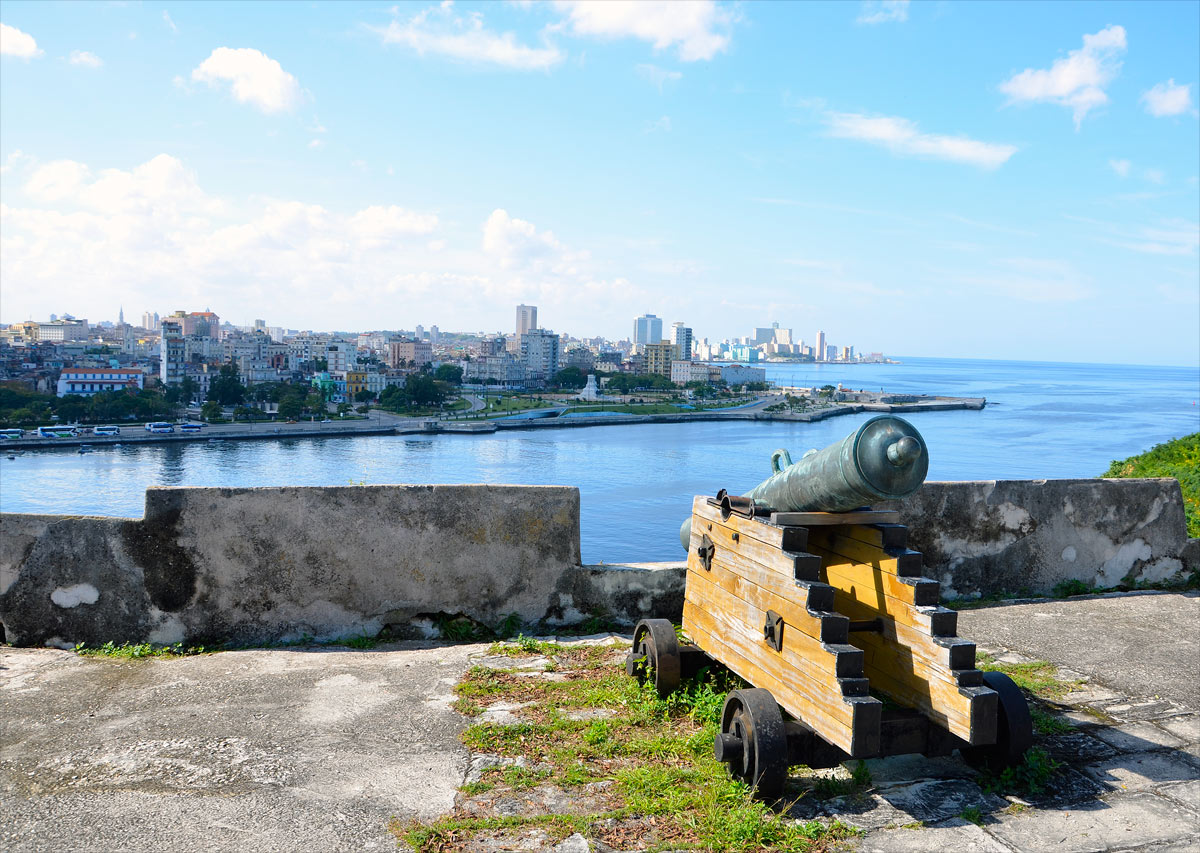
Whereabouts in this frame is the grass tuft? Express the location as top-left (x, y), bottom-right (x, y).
top-left (74, 641), bottom-right (211, 659)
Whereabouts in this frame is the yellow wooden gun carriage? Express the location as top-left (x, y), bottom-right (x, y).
top-left (626, 417), bottom-right (1032, 800)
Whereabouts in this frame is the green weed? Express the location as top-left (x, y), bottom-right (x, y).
top-left (74, 641), bottom-right (210, 659)
top-left (1031, 707), bottom-right (1076, 735)
top-left (959, 807), bottom-right (984, 825)
top-left (978, 747), bottom-right (1062, 796)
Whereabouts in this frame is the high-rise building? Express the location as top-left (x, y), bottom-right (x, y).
top-left (816, 330), bottom-right (826, 362)
top-left (671, 322), bottom-right (693, 362)
top-left (160, 320), bottom-right (185, 386)
top-left (516, 304), bottom-right (538, 337)
top-left (633, 314), bottom-right (663, 348)
top-left (326, 341), bottom-right (358, 373)
top-left (430, 325), bottom-right (440, 343)
top-left (521, 328), bottom-right (560, 383)
top-left (141, 311), bottom-right (160, 331)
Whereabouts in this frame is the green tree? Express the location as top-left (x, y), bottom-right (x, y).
top-left (277, 397), bottom-right (302, 419)
top-left (179, 375), bottom-right (199, 404)
top-left (553, 367), bottom-right (587, 389)
top-left (56, 395), bottom-right (89, 423)
top-left (354, 388), bottom-right (376, 403)
top-left (434, 364), bottom-right (464, 384)
top-left (201, 401), bottom-right (223, 421)
top-left (207, 364), bottom-right (245, 406)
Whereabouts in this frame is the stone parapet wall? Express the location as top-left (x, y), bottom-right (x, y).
top-left (877, 478), bottom-right (1194, 599)
top-left (1, 479), bottom-right (1193, 646)
top-left (1, 485), bottom-right (580, 647)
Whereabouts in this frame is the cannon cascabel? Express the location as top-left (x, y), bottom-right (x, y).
top-left (679, 415), bottom-right (929, 551)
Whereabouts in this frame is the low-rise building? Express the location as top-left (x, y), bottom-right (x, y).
top-left (719, 364), bottom-right (766, 386)
top-left (56, 367), bottom-right (145, 397)
top-left (670, 360), bottom-right (711, 385)
top-left (388, 338), bottom-right (432, 368)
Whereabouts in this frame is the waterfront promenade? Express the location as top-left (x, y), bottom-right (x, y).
top-left (1, 394), bottom-right (985, 450)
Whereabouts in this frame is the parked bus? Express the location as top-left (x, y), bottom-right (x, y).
top-left (150, 424), bottom-right (175, 434)
top-left (144, 422), bottom-right (173, 431)
top-left (179, 423), bottom-right (204, 433)
top-left (0, 428), bottom-right (25, 439)
top-left (37, 426), bottom-right (78, 438)
top-left (94, 426), bottom-right (121, 436)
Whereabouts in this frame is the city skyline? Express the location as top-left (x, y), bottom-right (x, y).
top-left (1, 1), bottom-right (1198, 366)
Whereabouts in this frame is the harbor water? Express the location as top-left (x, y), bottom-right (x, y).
top-left (2, 357), bottom-right (1197, 563)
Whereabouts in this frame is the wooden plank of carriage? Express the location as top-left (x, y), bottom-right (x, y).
top-left (685, 570), bottom-right (859, 694)
top-left (682, 598), bottom-right (881, 757)
top-left (688, 529), bottom-right (846, 645)
top-left (806, 528), bottom-right (925, 577)
top-left (690, 497), bottom-right (809, 554)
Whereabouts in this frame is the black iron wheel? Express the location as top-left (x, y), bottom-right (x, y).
top-left (715, 688), bottom-right (788, 801)
top-left (962, 671), bottom-right (1034, 771)
top-left (625, 618), bottom-right (680, 698)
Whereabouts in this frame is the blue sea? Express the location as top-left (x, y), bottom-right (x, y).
top-left (2, 358), bottom-right (1197, 563)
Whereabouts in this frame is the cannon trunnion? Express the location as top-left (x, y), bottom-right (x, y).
top-left (631, 495), bottom-right (1032, 800)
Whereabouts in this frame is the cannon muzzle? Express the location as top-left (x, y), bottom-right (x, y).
top-left (680, 415), bottom-right (929, 551)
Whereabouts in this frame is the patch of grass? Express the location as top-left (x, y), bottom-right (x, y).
top-left (1103, 433), bottom-right (1199, 537)
top-left (977, 654), bottom-right (1082, 700)
top-left (74, 641), bottom-right (211, 659)
top-left (403, 631), bottom-right (857, 852)
top-left (959, 806), bottom-right (984, 825)
top-left (978, 747), bottom-right (1062, 797)
top-left (1004, 802), bottom-right (1030, 815)
top-left (1031, 707), bottom-right (1076, 735)
top-left (1051, 579), bottom-right (1095, 599)
top-left (342, 633), bottom-right (377, 649)
top-left (808, 762), bottom-right (873, 800)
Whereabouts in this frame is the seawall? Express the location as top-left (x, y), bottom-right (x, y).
top-left (2, 478), bottom-right (1193, 647)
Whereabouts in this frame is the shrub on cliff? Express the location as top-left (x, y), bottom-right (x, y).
top-left (1103, 433), bottom-right (1199, 537)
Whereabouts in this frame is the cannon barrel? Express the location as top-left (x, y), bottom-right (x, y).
top-left (680, 415), bottom-right (929, 551)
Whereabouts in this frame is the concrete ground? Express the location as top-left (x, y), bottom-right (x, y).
top-left (1, 641), bottom-right (488, 852)
top-left (957, 590), bottom-right (1200, 711)
top-left (3, 592), bottom-right (1199, 852)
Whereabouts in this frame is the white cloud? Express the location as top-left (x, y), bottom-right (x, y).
top-left (163, 11), bottom-right (178, 33)
top-left (307, 139), bottom-right (324, 149)
top-left (1108, 158), bottom-right (1131, 177)
top-left (191, 47), bottom-right (302, 113)
top-left (1, 22), bottom-right (43, 58)
top-left (645, 115), bottom-right (671, 133)
top-left (635, 62), bottom-right (681, 92)
top-left (998, 25), bottom-right (1126, 129)
top-left (554, 0), bottom-right (733, 62)
top-left (958, 258), bottom-right (1092, 302)
top-left (69, 50), bottom-right (103, 68)
top-left (483, 209), bottom-right (575, 270)
top-left (856, 1), bottom-right (909, 25)
top-left (1071, 214), bottom-right (1200, 256)
top-left (1143, 168), bottom-right (1165, 185)
top-left (1156, 283), bottom-right (1199, 305)
top-left (1141, 79), bottom-right (1195, 118)
top-left (348, 205), bottom-right (439, 247)
top-left (825, 111), bottom-right (1017, 169)
top-left (0, 149), bottom-right (32, 175)
top-left (375, 3), bottom-right (563, 70)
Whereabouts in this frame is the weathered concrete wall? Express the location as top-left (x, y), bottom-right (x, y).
top-left (2, 479), bottom-right (1193, 646)
top-left (877, 479), bottom-right (1193, 599)
top-left (0, 485), bottom-right (580, 647)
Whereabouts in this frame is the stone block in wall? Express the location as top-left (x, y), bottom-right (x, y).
top-left (878, 479), bottom-right (1191, 599)
top-left (1, 484), bottom-right (581, 646)
top-left (551, 562), bottom-right (687, 626)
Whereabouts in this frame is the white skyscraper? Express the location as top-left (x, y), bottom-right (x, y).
top-left (671, 322), bottom-right (693, 362)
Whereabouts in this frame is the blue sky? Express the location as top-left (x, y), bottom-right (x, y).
top-left (1, 0), bottom-right (1197, 365)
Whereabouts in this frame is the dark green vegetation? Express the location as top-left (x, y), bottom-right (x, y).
top-left (74, 641), bottom-right (211, 659)
top-left (0, 381), bottom-right (174, 427)
top-left (396, 641), bottom-right (861, 852)
top-left (1104, 433), bottom-right (1199, 538)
